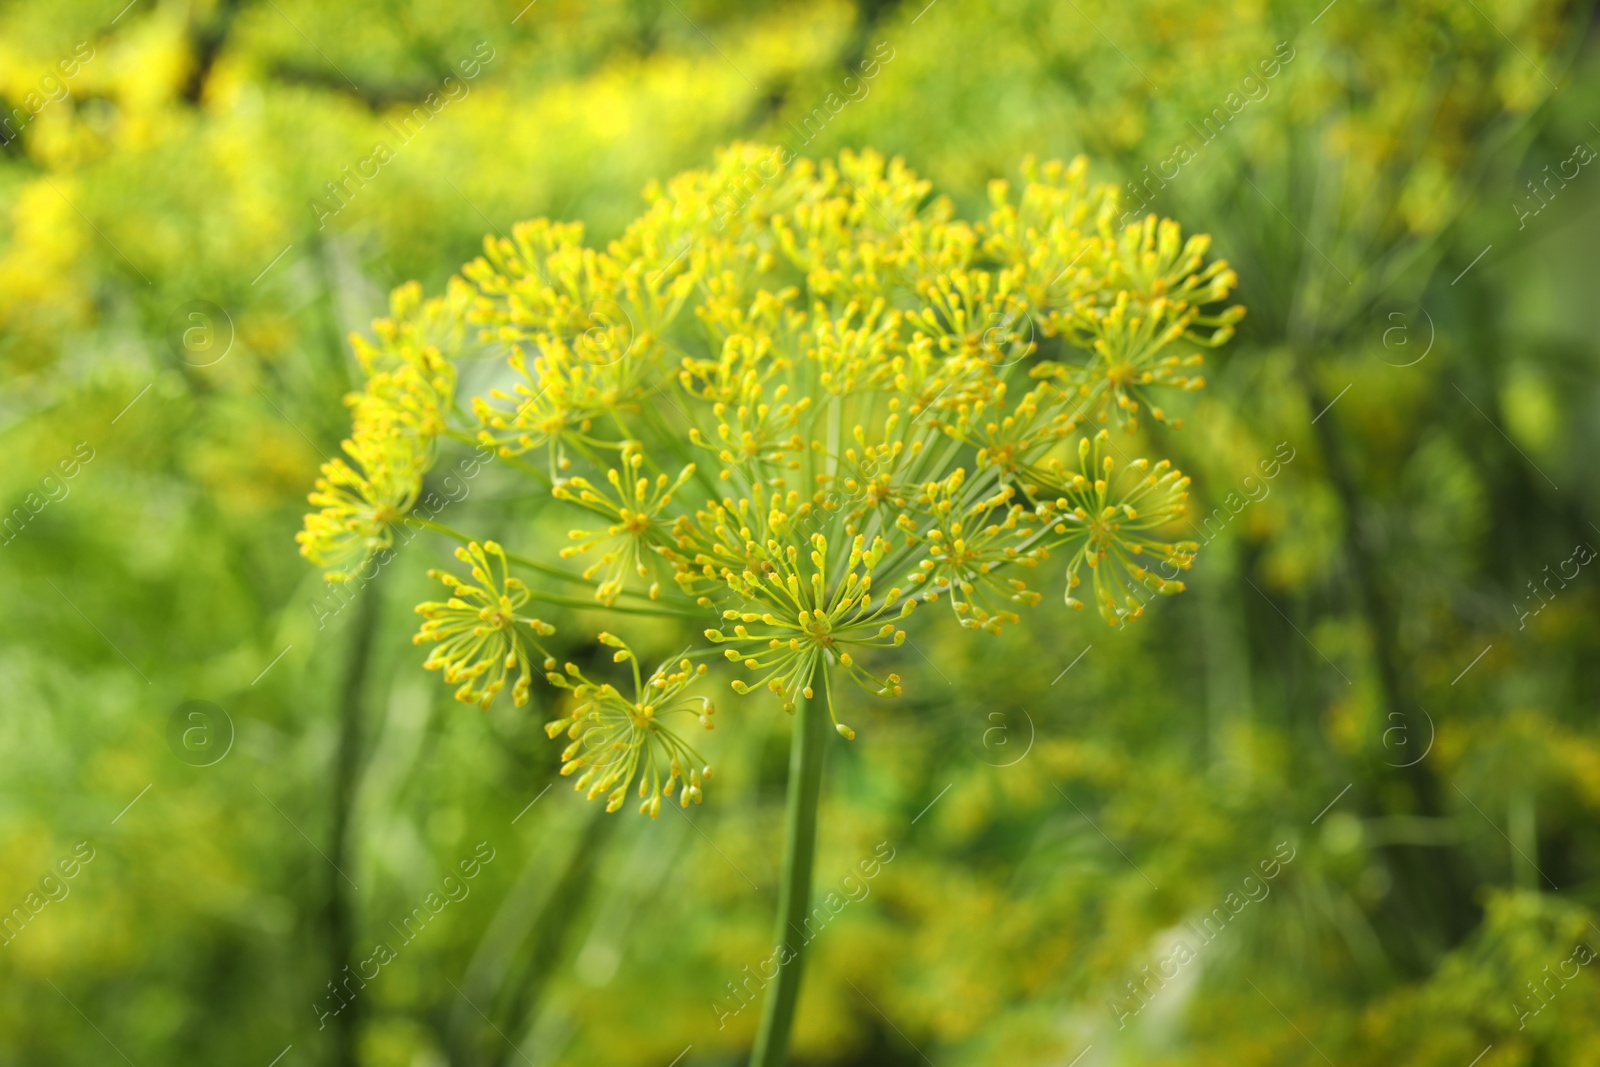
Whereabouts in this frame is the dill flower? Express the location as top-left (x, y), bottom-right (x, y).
top-left (543, 634), bottom-right (715, 817)
top-left (984, 161), bottom-right (1244, 432)
top-left (413, 541), bottom-right (556, 709)
top-left (296, 284), bottom-right (463, 581)
top-left (1036, 431), bottom-right (1197, 625)
top-left (470, 337), bottom-right (611, 473)
top-left (296, 428), bottom-right (425, 582)
top-left (350, 280), bottom-right (463, 424)
top-left (554, 443), bottom-right (695, 603)
top-left (942, 378), bottom-right (1079, 485)
top-left (702, 532), bottom-right (913, 738)
top-left (464, 216), bottom-right (698, 474)
top-left (904, 469), bottom-right (1044, 635)
top-left (301, 145), bottom-right (1242, 813)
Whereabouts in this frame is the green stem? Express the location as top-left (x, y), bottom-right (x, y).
top-left (406, 515), bottom-right (607, 588)
top-left (406, 515), bottom-right (595, 588)
top-left (748, 676), bottom-right (831, 1067)
top-left (401, 514), bottom-right (477, 543)
top-left (489, 449), bottom-right (555, 485)
top-left (521, 590), bottom-right (709, 620)
top-left (400, 515), bottom-right (686, 611)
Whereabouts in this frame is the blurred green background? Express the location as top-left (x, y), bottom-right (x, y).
top-left (4, 0), bottom-right (1600, 1064)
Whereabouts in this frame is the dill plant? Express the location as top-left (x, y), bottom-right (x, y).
top-left (297, 143), bottom-right (1240, 1063)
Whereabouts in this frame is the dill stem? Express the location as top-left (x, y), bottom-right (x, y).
top-left (749, 673), bottom-right (830, 1067)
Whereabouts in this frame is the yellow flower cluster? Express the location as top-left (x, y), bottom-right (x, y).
top-left (414, 541), bottom-right (555, 709)
top-left (554, 443), bottom-right (695, 604)
top-left (300, 144), bottom-right (1242, 811)
top-left (1037, 431), bottom-right (1197, 625)
top-left (543, 634), bottom-right (715, 818)
top-left (296, 281), bottom-right (467, 581)
top-left (700, 531), bottom-right (913, 736)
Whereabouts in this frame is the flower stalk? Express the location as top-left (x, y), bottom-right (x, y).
top-left (749, 672), bottom-right (831, 1067)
